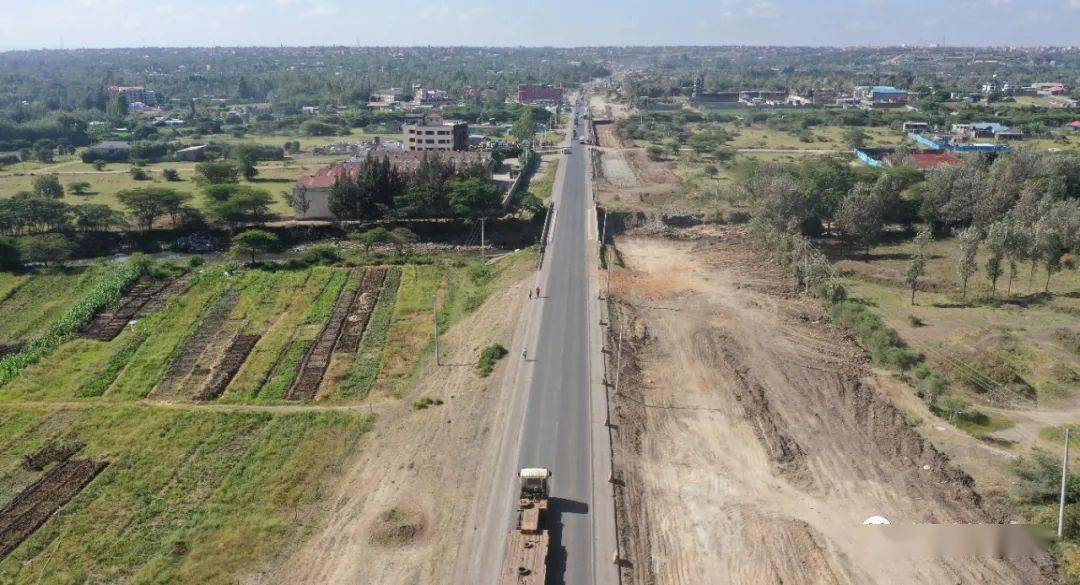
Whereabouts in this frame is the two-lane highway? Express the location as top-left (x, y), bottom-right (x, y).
top-left (516, 103), bottom-right (595, 584)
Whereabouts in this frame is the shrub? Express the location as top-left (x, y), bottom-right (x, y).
top-left (130, 167), bottom-right (150, 181)
top-left (301, 244), bottom-right (342, 266)
top-left (476, 343), bottom-right (508, 377)
top-left (411, 397), bottom-right (444, 410)
top-left (162, 168), bottom-right (181, 182)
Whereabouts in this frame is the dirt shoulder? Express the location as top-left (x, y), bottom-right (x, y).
top-left (607, 231), bottom-right (1056, 585)
top-left (269, 270), bottom-right (531, 584)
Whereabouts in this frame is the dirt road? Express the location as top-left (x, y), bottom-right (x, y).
top-left (608, 232), bottom-right (1055, 585)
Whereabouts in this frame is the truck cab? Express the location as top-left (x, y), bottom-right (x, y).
top-left (499, 468), bottom-right (552, 585)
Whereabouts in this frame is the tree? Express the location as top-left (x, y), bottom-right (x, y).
top-left (448, 177), bottom-right (501, 217)
top-left (0, 237), bottom-right (20, 270)
top-left (129, 167), bottom-right (150, 181)
top-left (835, 183), bottom-right (885, 258)
top-left (350, 226), bottom-right (391, 254)
top-left (842, 128), bottom-right (868, 149)
top-left (512, 109), bottom-right (538, 144)
top-left (116, 187), bottom-right (192, 231)
top-left (67, 181), bottom-right (92, 196)
top-left (388, 227), bottom-right (417, 255)
top-left (17, 234), bottom-right (73, 266)
top-left (92, 160), bottom-right (107, 171)
top-left (194, 161), bottom-right (240, 185)
top-left (955, 226), bottom-right (981, 302)
top-left (1034, 221), bottom-right (1065, 293)
top-left (230, 229), bottom-right (280, 265)
top-left (984, 219), bottom-right (1009, 297)
top-left (107, 94), bottom-right (129, 119)
top-left (231, 143), bottom-right (261, 181)
top-left (162, 168), bottom-right (181, 182)
top-left (202, 185), bottom-right (273, 228)
top-left (32, 174), bottom-right (64, 199)
top-left (73, 204), bottom-right (125, 232)
top-left (906, 226), bottom-right (932, 305)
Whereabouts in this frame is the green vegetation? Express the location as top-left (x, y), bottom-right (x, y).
top-left (0, 406), bottom-right (370, 583)
top-left (476, 343), bottom-right (508, 377)
top-left (341, 267), bottom-right (402, 400)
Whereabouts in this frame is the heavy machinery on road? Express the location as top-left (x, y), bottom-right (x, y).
top-left (498, 468), bottom-right (552, 585)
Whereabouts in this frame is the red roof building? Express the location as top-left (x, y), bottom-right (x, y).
top-left (911, 152), bottom-right (963, 170)
top-left (516, 84), bottom-right (565, 104)
top-left (1068, 121), bottom-right (1080, 130)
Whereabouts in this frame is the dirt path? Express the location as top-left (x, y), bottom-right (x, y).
top-left (609, 233), bottom-right (1054, 585)
top-left (268, 274), bottom-right (531, 584)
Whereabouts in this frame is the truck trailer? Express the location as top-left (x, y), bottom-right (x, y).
top-left (498, 468), bottom-right (552, 585)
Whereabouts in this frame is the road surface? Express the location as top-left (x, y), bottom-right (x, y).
top-left (462, 95), bottom-right (616, 585)
top-left (514, 102), bottom-right (596, 584)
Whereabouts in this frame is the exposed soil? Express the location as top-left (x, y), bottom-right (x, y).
top-left (22, 438), bottom-right (83, 472)
top-left (336, 266), bottom-right (388, 353)
top-left (0, 344), bottom-right (23, 360)
top-left (152, 291), bottom-right (240, 399)
top-left (195, 334), bottom-right (261, 401)
top-left (80, 276), bottom-right (181, 341)
top-left (608, 232), bottom-right (1055, 585)
top-left (270, 270), bottom-right (531, 584)
top-left (0, 459), bottom-right (107, 560)
top-left (287, 269), bottom-right (364, 400)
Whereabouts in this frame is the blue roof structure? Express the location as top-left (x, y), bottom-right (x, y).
top-left (871, 86), bottom-right (906, 94)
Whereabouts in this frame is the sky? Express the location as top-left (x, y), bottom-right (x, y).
top-left (0, 0), bottom-right (1077, 50)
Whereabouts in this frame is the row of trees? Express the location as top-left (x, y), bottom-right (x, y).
top-left (327, 153), bottom-right (501, 221)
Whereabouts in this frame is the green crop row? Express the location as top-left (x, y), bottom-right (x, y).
top-left (341, 266), bottom-right (402, 399)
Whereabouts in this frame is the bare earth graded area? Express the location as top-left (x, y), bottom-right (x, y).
top-left (607, 231), bottom-right (1055, 585)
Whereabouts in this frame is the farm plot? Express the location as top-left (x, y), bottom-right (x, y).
top-left (193, 334), bottom-right (260, 401)
top-left (0, 458), bottom-right (107, 560)
top-left (0, 267), bottom-right (116, 346)
top-left (80, 275), bottom-right (185, 341)
top-left (0, 407), bottom-right (370, 583)
top-left (337, 266), bottom-right (388, 353)
top-left (151, 290), bottom-right (241, 400)
top-left (287, 269), bottom-right (369, 400)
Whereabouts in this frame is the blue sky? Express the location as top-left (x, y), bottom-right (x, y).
top-left (0, 0), bottom-right (1077, 49)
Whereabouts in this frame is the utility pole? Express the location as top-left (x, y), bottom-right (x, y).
top-left (1059, 427), bottom-right (1071, 539)
top-left (480, 217), bottom-right (486, 260)
top-left (433, 295), bottom-right (441, 366)
top-left (606, 245), bottom-right (612, 300)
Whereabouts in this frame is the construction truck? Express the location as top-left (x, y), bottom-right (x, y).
top-left (499, 468), bottom-right (552, 585)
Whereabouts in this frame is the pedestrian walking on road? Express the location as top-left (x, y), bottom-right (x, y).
top-left (522, 348), bottom-right (528, 361)
top-left (529, 289), bottom-right (533, 300)
top-left (535, 286), bottom-right (541, 298)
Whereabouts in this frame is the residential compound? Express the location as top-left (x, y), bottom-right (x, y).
top-left (403, 113), bottom-right (468, 152)
top-left (516, 84), bottom-right (565, 104)
top-left (292, 151), bottom-right (489, 219)
top-left (854, 86), bottom-right (909, 108)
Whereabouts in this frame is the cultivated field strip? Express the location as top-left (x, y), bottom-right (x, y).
top-left (195, 334), bottom-right (261, 401)
top-left (337, 266), bottom-right (388, 353)
top-left (80, 276), bottom-right (180, 341)
top-left (286, 269), bottom-right (364, 400)
top-left (152, 291), bottom-right (241, 399)
top-left (0, 345), bottom-right (22, 360)
top-left (0, 459), bottom-right (107, 560)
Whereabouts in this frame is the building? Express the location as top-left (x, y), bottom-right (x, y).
top-left (412, 88), bottom-right (456, 107)
top-left (855, 86), bottom-right (909, 108)
top-left (909, 152), bottom-right (963, 170)
top-left (292, 151), bottom-right (491, 219)
top-left (84, 141), bottom-right (131, 162)
top-left (903, 121), bottom-right (930, 133)
top-left (174, 145), bottom-right (207, 162)
top-left (691, 91), bottom-right (740, 109)
top-left (372, 87), bottom-right (404, 103)
top-left (739, 90), bottom-right (788, 105)
top-left (403, 113), bottom-right (468, 152)
top-left (108, 86), bottom-right (156, 106)
top-left (516, 84), bottom-right (565, 104)
top-left (953, 122), bottom-right (1023, 141)
top-left (1069, 121), bottom-right (1080, 131)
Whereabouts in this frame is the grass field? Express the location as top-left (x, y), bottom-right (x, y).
top-left (0, 406), bottom-right (370, 584)
top-left (0, 266), bottom-right (121, 346)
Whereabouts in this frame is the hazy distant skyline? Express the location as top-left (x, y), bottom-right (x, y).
top-left (0, 0), bottom-right (1077, 50)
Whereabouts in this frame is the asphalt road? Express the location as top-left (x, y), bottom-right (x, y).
top-left (515, 103), bottom-right (595, 585)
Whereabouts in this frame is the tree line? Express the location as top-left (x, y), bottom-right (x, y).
top-left (326, 152), bottom-right (502, 221)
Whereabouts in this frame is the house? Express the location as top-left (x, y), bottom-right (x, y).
top-left (372, 87), bottom-right (404, 103)
top-left (903, 121), bottom-right (929, 133)
top-left (516, 84), bottom-right (565, 105)
top-left (292, 151), bottom-right (491, 219)
top-left (855, 86), bottom-right (909, 108)
top-left (301, 106), bottom-right (319, 115)
top-left (955, 122), bottom-right (1023, 141)
top-left (402, 113), bottom-right (468, 152)
top-left (1069, 121), bottom-right (1080, 131)
top-left (412, 88), bottom-right (456, 107)
top-left (739, 90), bottom-right (788, 105)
